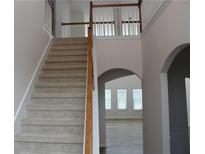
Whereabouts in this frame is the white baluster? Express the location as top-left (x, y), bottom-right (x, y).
top-left (122, 7), bottom-right (124, 36)
top-left (111, 7), bottom-right (114, 36)
top-left (99, 11), bottom-right (102, 36)
top-left (106, 8), bottom-right (110, 36)
top-left (97, 11), bottom-right (100, 36)
top-left (103, 8), bottom-right (106, 36)
top-left (133, 7), bottom-right (136, 36)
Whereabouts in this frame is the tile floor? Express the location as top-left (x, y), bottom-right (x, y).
top-left (101, 119), bottom-right (143, 154)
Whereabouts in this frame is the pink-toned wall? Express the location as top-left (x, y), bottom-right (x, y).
top-left (14, 1), bottom-right (50, 114)
top-left (141, 1), bottom-right (190, 154)
top-left (94, 37), bottom-right (143, 78)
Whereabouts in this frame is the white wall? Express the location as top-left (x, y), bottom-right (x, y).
top-left (94, 37), bottom-right (142, 148)
top-left (95, 37), bottom-right (143, 77)
top-left (93, 39), bottom-right (100, 154)
top-left (105, 75), bottom-right (142, 118)
top-left (141, 1), bottom-right (190, 154)
top-left (61, 1), bottom-right (71, 37)
top-left (60, 1), bottom-right (89, 37)
top-left (14, 1), bottom-right (50, 114)
top-left (55, 0), bottom-right (62, 37)
top-left (70, 12), bottom-right (85, 37)
top-left (185, 78), bottom-right (190, 127)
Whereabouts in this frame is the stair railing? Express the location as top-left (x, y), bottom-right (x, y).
top-left (84, 1), bottom-right (93, 154)
top-left (83, 1), bottom-right (143, 153)
top-left (92, 1), bottom-right (142, 36)
top-left (61, 1), bottom-right (143, 38)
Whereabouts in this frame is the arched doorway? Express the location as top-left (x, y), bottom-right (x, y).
top-left (161, 44), bottom-right (190, 154)
top-left (98, 68), bottom-right (143, 154)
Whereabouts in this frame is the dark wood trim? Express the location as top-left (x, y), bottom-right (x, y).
top-left (93, 3), bottom-right (139, 8)
top-left (61, 20), bottom-right (141, 26)
top-left (51, 1), bottom-right (55, 37)
top-left (61, 21), bottom-right (115, 26)
top-left (89, 1), bottom-right (93, 29)
top-left (122, 20), bottom-right (141, 24)
top-left (94, 21), bottom-right (114, 24)
top-left (138, 0), bottom-right (142, 33)
top-left (62, 22), bottom-right (89, 25)
top-left (48, 0), bottom-right (55, 9)
top-left (51, 7), bottom-right (55, 36)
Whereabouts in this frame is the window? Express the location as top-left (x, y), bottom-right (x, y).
top-left (133, 89), bottom-right (143, 110)
top-left (117, 89), bottom-right (127, 109)
top-left (105, 89), bottom-right (111, 110)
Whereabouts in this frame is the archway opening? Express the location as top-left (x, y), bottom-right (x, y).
top-left (161, 44), bottom-right (190, 154)
top-left (167, 46), bottom-right (190, 154)
top-left (98, 68), bottom-right (143, 154)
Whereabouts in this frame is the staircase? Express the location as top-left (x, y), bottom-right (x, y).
top-left (15, 37), bottom-right (88, 154)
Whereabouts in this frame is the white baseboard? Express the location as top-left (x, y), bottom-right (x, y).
top-left (14, 36), bottom-right (53, 124)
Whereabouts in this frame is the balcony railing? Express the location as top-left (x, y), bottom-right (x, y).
top-left (61, 1), bottom-right (142, 37)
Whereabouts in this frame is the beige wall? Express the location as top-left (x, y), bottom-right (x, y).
top-left (141, 1), bottom-right (190, 154)
top-left (94, 37), bottom-right (143, 147)
top-left (61, 1), bottom-right (71, 37)
top-left (105, 75), bottom-right (142, 118)
top-left (14, 0), bottom-right (50, 114)
top-left (95, 37), bottom-right (143, 77)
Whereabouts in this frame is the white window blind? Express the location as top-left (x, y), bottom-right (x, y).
top-left (105, 89), bottom-right (111, 110)
top-left (133, 89), bottom-right (143, 110)
top-left (117, 89), bottom-right (127, 109)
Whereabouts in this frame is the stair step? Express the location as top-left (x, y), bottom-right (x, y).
top-left (18, 151), bottom-right (82, 154)
top-left (50, 44), bottom-right (87, 51)
top-left (31, 92), bottom-right (85, 98)
top-left (20, 118), bottom-right (84, 126)
top-left (42, 63), bottom-right (87, 70)
top-left (48, 50), bottom-right (87, 56)
top-left (15, 134), bottom-right (83, 144)
top-left (54, 37), bottom-right (87, 42)
top-left (41, 69), bottom-right (86, 74)
top-left (26, 104), bottom-right (85, 111)
top-left (45, 56), bottom-right (87, 63)
top-left (39, 77), bottom-right (86, 82)
top-left (45, 60), bottom-right (87, 65)
top-left (35, 81), bottom-right (86, 88)
top-left (15, 142), bottom-right (83, 154)
top-left (15, 37), bottom-right (87, 154)
top-left (35, 87), bottom-right (85, 93)
top-left (25, 110), bottom-right (84, 118)
top-left (53, 41), bottom-right (87, 46)
top-left (29, 98), bottom-right (85, 105)
top-left (21, 125), bottom-right (83, 136)
top-left (21, 119), bottom-right (83, 135)
top-left (39, 72), bottom-right (86, 78)
top-left (25, 110), bottom-right (84, 119)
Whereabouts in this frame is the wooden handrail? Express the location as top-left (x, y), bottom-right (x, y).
top-left (84, 1), bottom-right (143, 153)
top-left (62, 21), bottom-right (113, 26)
top-left (61, 20), bottom-right (140, 26)
top-left (93, 3), bottom-right (139, 8)
top-left (84, 1), bottom-right (93, 154)
top-left (62, 22), bottom-right (89, 25)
